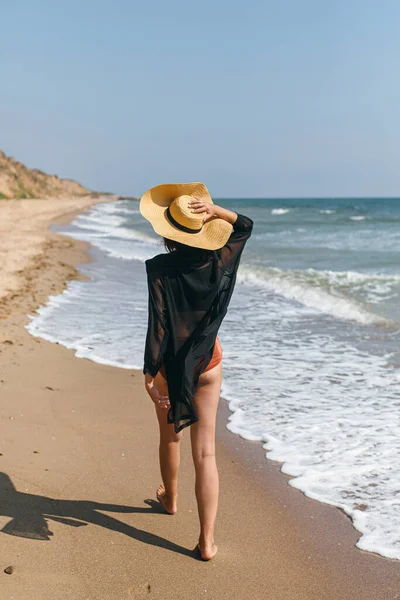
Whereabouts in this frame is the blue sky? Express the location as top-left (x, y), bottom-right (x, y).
top-left (2, 1), bottom-right (400, 197)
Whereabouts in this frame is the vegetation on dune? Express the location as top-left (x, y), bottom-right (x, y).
top-left (0, 150), bottom-right (92, 199)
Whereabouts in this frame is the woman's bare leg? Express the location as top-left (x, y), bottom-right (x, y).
top-left (153, 371), bottom-right (182, 514)
top-left (190, 362), bottom-right (222, 560)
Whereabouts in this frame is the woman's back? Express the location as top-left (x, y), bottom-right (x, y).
top-left (143, 213), bottom-right (253, 432)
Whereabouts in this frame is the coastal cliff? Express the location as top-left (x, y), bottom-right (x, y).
top-left (0, 150), bottom-right (91, 199)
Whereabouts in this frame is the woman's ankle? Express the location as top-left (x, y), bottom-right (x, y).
top-left (164, 489), bottom-right (178, 500)
top-left (199, 530), bottom-right (215, 547)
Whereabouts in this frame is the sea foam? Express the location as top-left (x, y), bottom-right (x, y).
top-left (271, 208), bottom-right (291, 215)
top-left (237, 266), bottom-right (398, 326)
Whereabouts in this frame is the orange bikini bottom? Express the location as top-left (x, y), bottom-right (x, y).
top-left (159, 337), bottom-right (222, 379)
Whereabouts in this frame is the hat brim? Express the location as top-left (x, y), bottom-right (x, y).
top-left (140, 182), bottom-right (233, 250)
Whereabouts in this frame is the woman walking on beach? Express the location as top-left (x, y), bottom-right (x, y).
top-left (140, 183), bottom-right (253, 560)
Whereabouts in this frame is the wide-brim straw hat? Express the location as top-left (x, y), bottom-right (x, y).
top-left (140, 182), bottom-right (233, 250)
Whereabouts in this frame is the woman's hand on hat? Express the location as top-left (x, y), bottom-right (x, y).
top-left (188, 197), bottom-right (216, 223)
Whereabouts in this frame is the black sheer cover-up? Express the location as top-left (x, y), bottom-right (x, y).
top-left (143, 213), bottom-right (253, 433)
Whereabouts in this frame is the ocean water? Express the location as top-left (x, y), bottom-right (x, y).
top-left (26, 197), bottom-right (400, 559)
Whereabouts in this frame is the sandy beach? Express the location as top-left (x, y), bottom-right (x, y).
top-left (0, 196), bottom-right (399, 600)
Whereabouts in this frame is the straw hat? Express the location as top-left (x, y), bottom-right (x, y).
top-left (140, 182), bottom-right (233, 250)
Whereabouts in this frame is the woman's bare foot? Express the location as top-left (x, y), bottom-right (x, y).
top-left (156, 484), bottom-right (177, 515)
top-left (197, 541), bottom-right (218, 561)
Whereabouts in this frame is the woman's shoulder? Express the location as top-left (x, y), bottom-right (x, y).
top-left (145, 252), bottom-right (174, 275)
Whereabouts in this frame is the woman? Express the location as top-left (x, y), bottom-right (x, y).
top-left (140, 182), bottom-right (253, 560)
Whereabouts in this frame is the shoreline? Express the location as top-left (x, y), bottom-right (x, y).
top-left (0, 197), bottom-right (399, 598)
top-left (0, 195), bottom-right (118, 320)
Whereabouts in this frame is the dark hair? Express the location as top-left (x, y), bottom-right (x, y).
top-left (163, 238), bottom-right (188, 253)
top-left (163, 237), bottom-right (214, 260)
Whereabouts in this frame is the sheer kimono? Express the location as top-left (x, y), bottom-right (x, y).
top-left (143, 213), bottom-right (253, 433)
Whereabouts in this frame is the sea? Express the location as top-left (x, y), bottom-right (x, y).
top-left (26, 197), bottom-right (400, 560)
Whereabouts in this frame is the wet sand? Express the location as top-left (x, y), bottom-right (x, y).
top-left (0, 196), bottom-right (399, 599)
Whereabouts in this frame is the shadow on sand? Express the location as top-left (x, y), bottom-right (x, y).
top-left (0, 472), bottom-right (197, 558)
